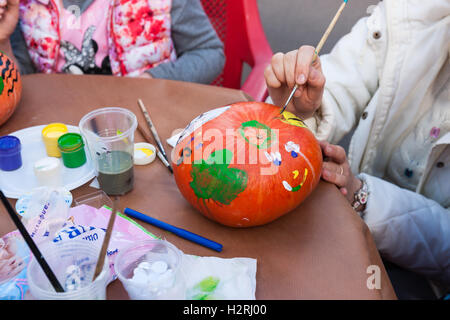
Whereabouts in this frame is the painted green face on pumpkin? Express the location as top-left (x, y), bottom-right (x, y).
top-left (238, 120), bottom-right (275, 150)
top-left (190, 149), bottom-right (248, 206)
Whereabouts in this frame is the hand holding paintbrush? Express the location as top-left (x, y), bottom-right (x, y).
top-left (265, 0), bottom-right (349, 118)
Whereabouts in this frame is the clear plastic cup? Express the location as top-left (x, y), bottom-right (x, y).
top-left (79, 107), bottom-right (137, 196)
top-left (115, 240), bottom-right (186, 300)
top-left (74, 190), bottom-right (113, 209)
top-left (26, 239), bottom-right (109, 300)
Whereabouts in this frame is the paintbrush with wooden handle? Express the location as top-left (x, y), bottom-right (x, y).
top-left (92, 196), bottom-right (119, 281)
top-left (280, 0), bottom-right (349, 114)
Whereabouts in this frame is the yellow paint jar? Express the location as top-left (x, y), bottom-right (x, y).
top-left (41, 123), bottom-right (68, 157)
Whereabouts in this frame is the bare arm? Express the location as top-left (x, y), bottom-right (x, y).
top-left (147, 0), bottom-right (225, 84)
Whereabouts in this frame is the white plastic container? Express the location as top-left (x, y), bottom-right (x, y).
top-left (115, 240), bottom-right (185, 300)
top-left (33, 157), bottom-right (63, 187)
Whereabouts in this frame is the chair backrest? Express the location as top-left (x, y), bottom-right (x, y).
top-left (199, 0), bottom-right (228, 87)
top-left (200, 0), bottom-right (273, 100)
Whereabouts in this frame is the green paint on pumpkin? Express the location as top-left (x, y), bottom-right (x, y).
top-left (190, 149), bottom-right (248, 205)
top-left (239, 120), bottom-right (274, 149)
top-left (0, 50), bottom-right (4, 95)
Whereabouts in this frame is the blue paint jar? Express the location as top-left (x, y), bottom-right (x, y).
top-left (0, 135), bottom-right (22, 171)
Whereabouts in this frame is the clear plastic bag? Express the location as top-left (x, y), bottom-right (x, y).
top-left (20, 187), bottom-right (71, 243)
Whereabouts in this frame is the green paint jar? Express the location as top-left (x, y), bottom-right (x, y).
top-left (58, 133), bottom-right (87, 168)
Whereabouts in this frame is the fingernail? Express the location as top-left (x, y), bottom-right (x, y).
top-left (326, 146), bottom-right (333, 154)
top-left (297, 74), bottom-right (306, 85)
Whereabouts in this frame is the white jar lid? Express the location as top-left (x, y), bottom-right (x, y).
top-left (134, 143), bottom-right (156, 165)
top-left (33, 157), bottom-right (63, 187)
top-left (34, 157), bottom-right (61, 173)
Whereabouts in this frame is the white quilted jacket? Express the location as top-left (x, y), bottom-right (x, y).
top-left (305, 0), bottom-right (450, 286)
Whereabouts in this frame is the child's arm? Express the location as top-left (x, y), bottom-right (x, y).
top-left (145, 0), bottom-right (225, 84)
top-left (359, 172), bottom-right (450, 286)
top-left (0, 0), bottom-right (35, 74)
top-left (320, 137), bottom-right (450, 285)
top-left (9, 23), bottom-right (36, 75)
top-left (266, 5), bottom-right (385, 144)
top-left (315, 15), bottom-right (381, 144)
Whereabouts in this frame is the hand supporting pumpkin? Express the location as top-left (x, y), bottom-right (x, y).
top-left (319, 140), bottom-right (364, 211)
top-left (0, 0), bottom-right (19, 43)
top-left (264, 45), bottom-right (326, 120)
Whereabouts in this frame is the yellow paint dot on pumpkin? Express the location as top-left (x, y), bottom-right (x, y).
top-left (293, 170), bottom-right (299, 179)
top-left (280, 111), bottom-right (307, 128)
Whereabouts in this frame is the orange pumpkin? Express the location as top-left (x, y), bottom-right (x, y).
top-left (173, 102), bottom-right (323, 227)
top-left (0, 52), bottom-right (22, 126)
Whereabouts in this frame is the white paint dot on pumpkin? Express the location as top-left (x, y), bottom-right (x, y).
top-left (274, 152), bottom-right (282, 161)
top-left (285, 141), bottom-right (300, 153)
top-left (282, 181), bottom-right (292, 191)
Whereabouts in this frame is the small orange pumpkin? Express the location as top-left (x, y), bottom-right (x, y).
top-left (0, 51), bottom-right (22, 126)
top-left (173, 102), bottom-right (323, 227)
